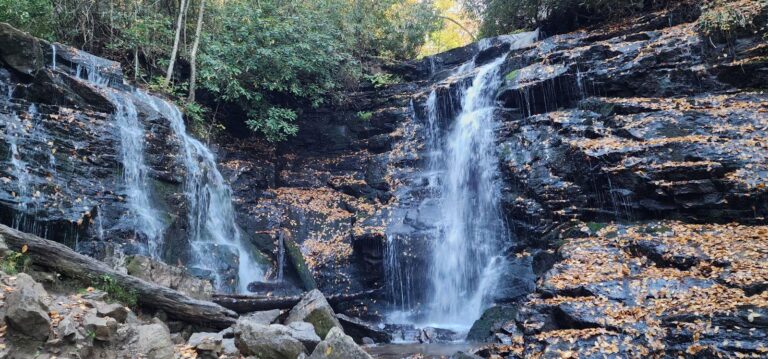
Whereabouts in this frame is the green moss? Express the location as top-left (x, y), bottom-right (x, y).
top-left (285, 237), bottom-right (317, 291)
top-left (505, 69), bottom-right (520, 81)
top-left (306, 308), bottom-right (337, 339)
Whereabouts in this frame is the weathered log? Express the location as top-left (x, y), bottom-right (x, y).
top-left (0, 224), bottom-right (237, 328)
top-left (213, 288), bottom-right (382, 313)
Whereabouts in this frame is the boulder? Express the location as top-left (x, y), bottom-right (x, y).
top-left (221, 338), bottom-right (239, 357)
top-left (234, 320), bottom-right (306, 359)
top-left (287, 321), bottom-right (322, 352)
top-left (95, 302), bottom-right (129, 323)
top-left (308, 327), bottom-right (373, 359)
top-left (285, 289), bottom-right (342, 339)
top-left (0, 23), bottom-right (43, 75)
top-left (83, 313), bottom-right (118, 342)
top-left (336, 314), bottom-right (391, 343)
top-left (56, 314), bottom-right (82, 343)
top-left (4, 273), bottom-right (51, 340)
top-left (188, 332), bottom-right (223, 358)
top-left (133, 323), bottom-right (174, 359)
top-left (240, 309), bottom-right (281, 325)
top-left (466, 305), bottom-right (518, 342)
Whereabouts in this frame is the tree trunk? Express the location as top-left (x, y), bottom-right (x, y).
top-left (212, 288), bottom-right (382, 313)
top-left (0, 224), bottom-right (237, 328)
top-left (164, 0), bottom-right (188, 86)
top-left (187, 0), bottom-right (206, 101)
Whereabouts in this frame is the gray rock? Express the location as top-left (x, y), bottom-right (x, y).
top-left (134, 323), bottom-right (174, 359)
top-left (57, 315), bottom-right (82, 343)
top-left (308, 327), bottom-right (373, 359)
top-left (234, 320), bottom-right (306, 359)
top-left (285, 289), bottom-right (342, 339)
top-left (287, 321), bottom-right (322, 352)
top-left (361, 337), bottom-right (375, 345)
top-left (83, 313), bottom-right (117, 342)
top-left (189, 332), bottom-right (223, 358)
top-left (4, 273), bottom-right (51, 340)
top-left (336, 313), bottom-right (391, 343)
top-left (241, 309), bottom-right (281, 325)
top-left (221, 338), bottom-right (239, 357)
top-left (0, 23), bottom-right (43, 75)
top-left (95, 302), bottom-right (129, 323)
top-left (188, 332), bottom-right (223, 351)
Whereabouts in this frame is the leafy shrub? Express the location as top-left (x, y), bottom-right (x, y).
top-left (93, 275), bottom-right (138, 307)
top-left (363, 72), bottom-right (401, 88)
top-left (0, 248), bottom-right (30, 274)
top-left (357, 111), bottom-right (373, 121)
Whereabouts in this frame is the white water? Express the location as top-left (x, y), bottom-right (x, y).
top-left (6, 112), bottom-right (30, 228)
top-left (51, 44), bottom-right (56, 70)
top-left (108, 91), bottom-right (166, 257)
top-left (420, 31), bottom-right (539, 329)
top-left (136, 92), bottom-right (264, 292)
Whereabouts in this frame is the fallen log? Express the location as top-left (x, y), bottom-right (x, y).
top-left (0, 224), bottom-right (237, 328)
top-left (213, 288), bottom-right (383, 313)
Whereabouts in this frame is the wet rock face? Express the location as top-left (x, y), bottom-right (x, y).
top-left (476, 222), bottom-right (768, 358)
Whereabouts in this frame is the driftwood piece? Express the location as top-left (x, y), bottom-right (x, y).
top-left (213, 288), bottom-right (382, 313)
top-left (0, 224), bottom-right (237, 328)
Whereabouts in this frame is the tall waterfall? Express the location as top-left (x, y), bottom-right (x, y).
top-left (136, 92), bottom-right (264, 292)
top-left (421, 31), bottom-right (539, 329)
top-left (75, 62), bottom-right (262, 291)
top-left (108, 91), bottom-right (166, 257)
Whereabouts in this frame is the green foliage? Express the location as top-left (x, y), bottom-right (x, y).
top-left (0, 0), bottom-right (55, 40)
top-left (364, 72), bottom-right (401, 88)
top-left (357, 111), bottom-right (373, 121)
top-left (0, 250), bottom-right (30, 274)
top-left (93, 275), bottom-right (138, 307)
top-left (466, 0), bottom-right (647, 37)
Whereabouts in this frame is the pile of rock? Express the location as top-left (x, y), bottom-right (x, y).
top-left (182, 289), bottom-right (373, 359)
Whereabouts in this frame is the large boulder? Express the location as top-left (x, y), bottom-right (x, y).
top-left (132, 323), bottom-right (174, 359)
top-left (285, 289), bottom-right (342, 339)
top-left (240, 309), bottom-right (281, 325)
top-left (234, 320), bottom-right (306, 359)
top-left (0, 23), bottom-right (43, 75)
top-left (308, 327), bottom-right (373, 359)
top-left (286, 321), bottom-right (322, 352)
top-left (466, 305), bottom-right (518, 342)
top-left (4, 273), bottom-right (50, 340)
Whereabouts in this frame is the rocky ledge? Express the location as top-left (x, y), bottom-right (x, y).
top-left (469, 221), bottom-right (767, 358)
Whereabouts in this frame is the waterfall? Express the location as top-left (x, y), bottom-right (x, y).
top-left (6, 112), bottom-right (30, 229)
top-left (108, 91), bottom-right (165, 257)
top-left (136, 92), bottom-right (263, 292)
top-left (51, 44), bottom-right (56, 70)
top-left (419, 31), bottom-right (539, 329)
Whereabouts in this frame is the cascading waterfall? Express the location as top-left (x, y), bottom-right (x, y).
top-left (419, 31), bottom-right (539, 329)
top-left (108, 91), bottom-right (165, 257)
top-left (136, 92), bottom-right (263, 292)
top-left (426, 55), bottom-right (509, 328)
top-left (72, 60), bottom-right (262, 291)
top-left (6, 112), bottom-right (30, 229)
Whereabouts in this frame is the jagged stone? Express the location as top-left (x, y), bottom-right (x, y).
top-left (285, 289), bottom-right (342, 339)
top-left (234, 321), bottom-right (306, 359)
top-left (307, 327), bottom-right (372, 359)
top-left (4, 273), bottom-right (51, 340)
top-left (133, 323), bottom-right (174, 359)
top-left (95, 302), bottom-right (129, 323)
top-left (83, 313), bottom-right (117, 342)
top-left (287, 321), bottom-right (322, 352)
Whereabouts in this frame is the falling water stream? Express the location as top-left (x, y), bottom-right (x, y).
top-left (74, 59), bottom-right (263, 292)
top-left (385, 31), bottom-right (540, 335)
